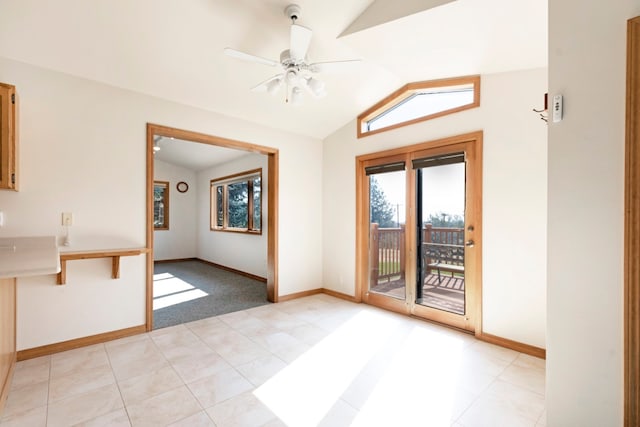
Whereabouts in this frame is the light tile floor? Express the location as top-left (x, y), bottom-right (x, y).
top-left (0, 294), bottom-right (546, 427)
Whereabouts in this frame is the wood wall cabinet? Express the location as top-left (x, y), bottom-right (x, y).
top-left (0, 83), bottom-right (17, 191)
top-left (0, 277), bottom-right (16, 416)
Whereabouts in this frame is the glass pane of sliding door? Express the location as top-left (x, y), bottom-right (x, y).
top-left (415, 154), bottom-right (466, 315)
top-left (367, 164), bottom-right (406, 300)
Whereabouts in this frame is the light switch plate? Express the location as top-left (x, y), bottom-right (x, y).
top-left (62, 212), bottom-right (73, 226)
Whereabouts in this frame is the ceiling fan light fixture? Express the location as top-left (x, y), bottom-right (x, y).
top-left (285, 69), bottom-right (298, 85)
top-left (290, 86), bottom-right (303, 106)
top-left (266, 78), bottom-right (283, 95)
top-left (306, 77), bottom-right (326, 98)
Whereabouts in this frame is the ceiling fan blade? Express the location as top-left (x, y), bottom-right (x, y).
top-left (308, 59), bottom-right (362, 73)
top-left (224, 48), bottom-right (279, 67)
top-left (290, 24), bottom-right (312, 61)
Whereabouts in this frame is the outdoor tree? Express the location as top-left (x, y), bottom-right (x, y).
top-left (227, 182), bottom-right (249, 228)
top-left (425, 211), bottom-right (464, 227)
top-left (370, 177), bottom-right (397, 227)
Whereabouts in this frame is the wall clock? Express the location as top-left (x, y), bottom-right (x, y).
top-left (176, 181), bottom-right (189, 193)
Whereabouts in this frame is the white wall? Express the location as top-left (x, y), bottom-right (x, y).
top-left (0, 57), bottom-right (323, 350)
top-left (197, 153), bottom-right (268, 278)
top-left (322, 68), bottom-right (548, 348)
top-left (546, 1), bottom-right (640, 425)
top-left (153, 160), bottom-right (197, 261)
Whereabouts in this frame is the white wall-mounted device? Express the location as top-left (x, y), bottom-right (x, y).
top-left (552, 94), bottom-right (563, 123)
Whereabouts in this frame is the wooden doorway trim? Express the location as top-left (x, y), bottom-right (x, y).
top-left (145, 123), bottom-right (279, 331)
top-left (625, 16), bottom-right (640, 427)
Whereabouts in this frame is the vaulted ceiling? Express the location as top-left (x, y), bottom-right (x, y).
top-left (0, 0), bottom-right (547, 140)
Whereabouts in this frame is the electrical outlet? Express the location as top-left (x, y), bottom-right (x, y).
top-left (62, 212), bottom-right (73, 226)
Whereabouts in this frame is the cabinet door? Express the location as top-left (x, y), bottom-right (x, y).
top-left (0, 83), bottom-right (17, 190)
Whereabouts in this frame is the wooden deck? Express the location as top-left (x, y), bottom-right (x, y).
top-left (370, 273), bottom-right (465, 315)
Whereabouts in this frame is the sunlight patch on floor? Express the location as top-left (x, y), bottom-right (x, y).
top-left (352, 327), bottom-right (464, 426)
top-left (254, 309), bottom-right (401, 426)
top-left (153, 273), bottom-right (209, 310)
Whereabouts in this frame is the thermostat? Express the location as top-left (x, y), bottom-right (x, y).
top-left (552, 94), bottom-right (563, 123)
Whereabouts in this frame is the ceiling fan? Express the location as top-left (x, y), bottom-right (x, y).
top-left (224, 4), bottom-right (361, 105)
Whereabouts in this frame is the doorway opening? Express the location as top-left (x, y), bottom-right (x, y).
top-left (356, 132), bottom-right (482, 333)
top-left (146, 123), bottom-right (279, 331)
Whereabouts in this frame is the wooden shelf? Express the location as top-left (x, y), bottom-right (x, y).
top-left (57, 248), bottom-right (146, 285)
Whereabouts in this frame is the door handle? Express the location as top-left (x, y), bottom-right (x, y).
top-left (465, 240), bottom-right (475, 247)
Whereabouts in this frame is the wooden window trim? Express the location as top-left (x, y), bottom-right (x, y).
top-left (210, 168), bottom-right (262, 234)
top-left (357, 75), bottom-right (481, 139)
top-left (153, 180), bottom-right (169, 230)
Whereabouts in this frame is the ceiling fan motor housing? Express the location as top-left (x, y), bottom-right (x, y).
top-left (280, 49), bottom-right (307, 68)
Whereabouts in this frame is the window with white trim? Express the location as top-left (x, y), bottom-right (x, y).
top-left (210, 168), bottom-right (261, 233)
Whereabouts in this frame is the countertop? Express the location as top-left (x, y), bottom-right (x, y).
top-left (0, 236), bottom-right (61, 279)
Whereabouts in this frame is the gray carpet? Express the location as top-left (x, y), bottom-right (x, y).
top-left (153, 260), bottom-right (270, 329)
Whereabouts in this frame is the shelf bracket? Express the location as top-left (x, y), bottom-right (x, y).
top-left (56, 249), bottom-right (145, 285)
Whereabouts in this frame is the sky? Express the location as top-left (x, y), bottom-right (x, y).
top-left (374, 163), bottom-right (465, 225)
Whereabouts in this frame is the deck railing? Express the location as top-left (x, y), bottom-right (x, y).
top-left (369, 224), bottom-right (405, 284)
top-left (423, 224), bottom-right (464, 245)
top-left (369, 223), bottom-right (465, 285)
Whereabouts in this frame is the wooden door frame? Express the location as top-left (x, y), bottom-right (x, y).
top-left (625, 16), bottom-right (640, 427)
top-left (357, 153), bottom-right (412, 316)
top-left (355, 131), bottom-right (483, 334)
top-left (145, 123), bottom-right (279, 331)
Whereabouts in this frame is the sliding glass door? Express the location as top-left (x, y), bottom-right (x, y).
top-left (357, 133), bottom-right (481, 332)
top-left (415, 153), bottom-right (467, 315)
top-left (367, 162), bottom-right (407, 300)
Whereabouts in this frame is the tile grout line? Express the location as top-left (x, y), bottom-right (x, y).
top-left (447, 348), bottom-right (522, 425)
top-left (45, 355), bottom-right (52, 427)
top-left (149, 320), bottom-right (249, 424)
top-left (104, 340), bottom-right (134, 427)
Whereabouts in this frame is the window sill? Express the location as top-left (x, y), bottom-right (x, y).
top-left (210, 228), bottom-right (262, 236)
